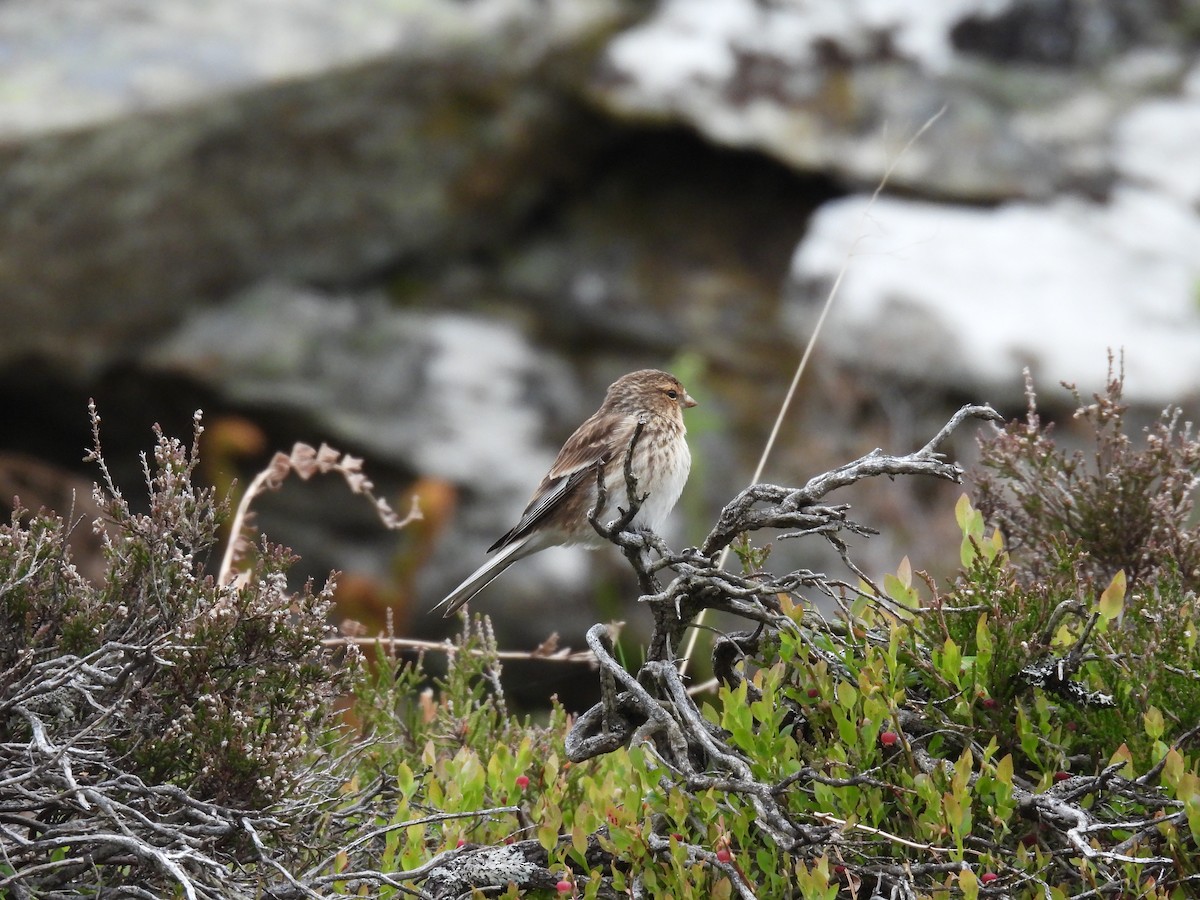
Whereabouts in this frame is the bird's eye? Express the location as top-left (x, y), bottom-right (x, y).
top-left (665, 389), bottom-right (678, 400)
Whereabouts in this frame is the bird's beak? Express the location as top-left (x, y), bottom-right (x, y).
top-left (682, 391), bottom-right (697, 409)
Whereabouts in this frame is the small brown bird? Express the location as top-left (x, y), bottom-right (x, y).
top-left (434, 369), bottom-right (696, 616)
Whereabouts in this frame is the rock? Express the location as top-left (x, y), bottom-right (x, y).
top-left (149, 281), bottom-right (572, 486)
top-left (592, 0), bottom-right (1200, 408)
top-left (145, 280), bottom-right (623, 635)
top-left (147, 278), bottom-right (581, 490)
top-left (591, 0), bottom-right (1196, 200)
top-left (786, 186), bottom-right (1200, 405)
top-left (1112, 66), bottom-right (1200, 205)
top-left (948, 0), bottom-right (1185, 67)
top-left (492, 128), bottom-right (831, 366)
top-left (0, 0), bottom-right (630, 376)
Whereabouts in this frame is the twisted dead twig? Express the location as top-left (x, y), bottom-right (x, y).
top-left (571, 405), bottom-right (1004, 753)
top-left (702, 404), bottom-right (1002, 556)
top-left (677, 105), bottom-right (951, 676)
top-left (907, 746), bottom-right (1178, 868)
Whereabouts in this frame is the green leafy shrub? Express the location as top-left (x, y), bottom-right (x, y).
top-left (365, 378), bottom-right (1200, 899)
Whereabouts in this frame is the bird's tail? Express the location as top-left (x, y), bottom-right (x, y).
top-left (431, 537), bottom-right (533, 617)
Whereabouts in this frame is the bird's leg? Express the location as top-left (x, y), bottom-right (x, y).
top-left (595, 418), bottom-right (649, 538)
top-left (618, 417), bottom-right (650, 524)
top-left (587, 421), bottom-right (663, 595)
top-left (587, 455), bottom-right (612, 537)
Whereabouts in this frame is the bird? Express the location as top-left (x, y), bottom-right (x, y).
top-left (433, 369), bottom-right (697, 617)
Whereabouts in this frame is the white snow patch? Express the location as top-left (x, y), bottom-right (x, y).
top-left (605, 0), bottom-right (1017, 109)
top-left (789, 189), bottom-right (1200, 404)
top-left (1113, 94), bottom-right (1200, 206)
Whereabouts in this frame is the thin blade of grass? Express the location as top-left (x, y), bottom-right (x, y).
top-left (679, 106), bottom-right (948, 676)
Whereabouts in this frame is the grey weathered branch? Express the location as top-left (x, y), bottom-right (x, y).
top-left (0, 639), bottom-right (267, 899)
top-left (702, 404), bottom-right (1001, 555)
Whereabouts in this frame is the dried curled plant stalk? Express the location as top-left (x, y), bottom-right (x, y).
top-left (219, 441), bottom-right (421, 585)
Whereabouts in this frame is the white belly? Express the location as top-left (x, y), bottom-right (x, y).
top-left (599, 432), bottom-right (691, 534)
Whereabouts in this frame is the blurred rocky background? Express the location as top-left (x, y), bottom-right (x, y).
top-left (2, 0), bottom-right (1199, 703)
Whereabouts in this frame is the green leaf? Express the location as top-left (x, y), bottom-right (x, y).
top-left (1161, 748), bottom-right (1185, 788)
top-left (975, 613), bottom-right (993, 659)
top-left (1016, 706), bottom-right (1040, 765)
top-left (538, 821), bottom-right (560, 852)
top-left (836, 680), bottom-right (859, 711)
top-left (1143, 706), bottom-right (1165, 742)
top-left (884, 572), bottom-right (920, 610)
top-left (995, 754), bottom-right (1013, 786)
top-left (988, 526), bottom-right (1005, 558)
top-left (958, 869), bottom-right (979, 900)
top-left (1109, 743), bottom-right (1135, 779)
top-left (939, 637), bottom-right (963, 687)
top-left (1097, 570), bottom-right (1126, 622)
top-left (954, 493), bottom-right (976, 534)
top-left (1179, 772), bottom-right (1200, 843)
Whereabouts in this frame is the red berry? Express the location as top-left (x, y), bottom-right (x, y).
top-left (981, 872), bottom-right (998, 884)
top-left (981, 697), bottom-right (997, 709)
top-left (833, 865), bottom-right (846, 876)
top-left (1020, 833), bottom-right (1037, 847)
top-left (715, 848), bottom-right (732, 863)
top-left (671, 833), bottom-right (683, 841)
top-left (455, 838), bottom-right (465, 848)
top-left (556, 879), bottom-right (573, 893)
top-left (515, 775), bottom-right (530, 790)
top-left (807, 688), bottom-right (820, 698)
top-left (880, 731), bottom-right (898, 747)
top-left (1053, 771), bottom-right (1070, 782)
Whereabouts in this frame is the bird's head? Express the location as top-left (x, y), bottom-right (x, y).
top-left (605, 369), bottom-right (697, 419)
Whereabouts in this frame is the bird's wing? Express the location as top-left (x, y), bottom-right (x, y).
top-left (486, 413), bottom-right (637, 553)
